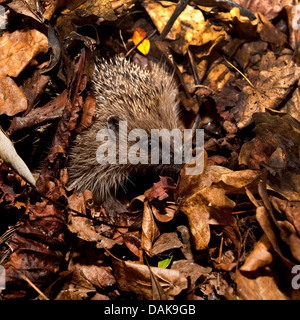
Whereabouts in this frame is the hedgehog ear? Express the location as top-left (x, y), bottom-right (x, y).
top-left (107, 115), bottom-right (121, 141)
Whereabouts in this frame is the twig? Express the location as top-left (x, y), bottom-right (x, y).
top-left (158, 0), bottom-right (190, 40)
top-left (21, 273), bottom-right (50, 300)
top-left (223, 56), bottom-right (255, 88)
top-left (119, 29), bottom-right (127, 52)
top-left (103, 247), bottom-right (122, 262)
top-left (217, 236), bottom-right (224, 264)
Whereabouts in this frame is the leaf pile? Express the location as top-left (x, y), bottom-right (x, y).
top-left (0, 0), bottom-right (299, 300)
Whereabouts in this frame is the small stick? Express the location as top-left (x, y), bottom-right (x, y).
top-left (21, 273), bottom-right (50, 300)
top-left (217, 236), bottom-right (224, 264)
top-left (223, 56), bottom-right (255, 88)
top-left (158, 0), bottom-right (190, 40)
top-left (119, 30), bottom-right (127, 52)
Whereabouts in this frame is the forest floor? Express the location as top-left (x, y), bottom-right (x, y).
top-left (0, 0), bottom-right (299, 300)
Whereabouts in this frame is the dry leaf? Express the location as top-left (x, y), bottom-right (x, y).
top-left (235, 269), bottom-right (289, 300)
top-left (48, 271), bottom-right (96, 300)
top-left (141, 200), bottom-right (160, 256)
top-left (234, 0), bottom-right (293, 20)
top-left (287, 5), bottom-right (300, 64)
top-left (0, 29), bottom-right (48, 77)
top-left (240, 110), bottom-right (300, 201)
top-left (8, 90), bottom-right (68, 134)
top-left (8, 0), bottom-right (44, 22)
top-left (75, 95), bottom-right (96, 132)
top-left (67, 191), bottom-right (117, 249)
top-left (270, 196), bottom-right (300, 235)
top-left (152, 232), bottom-right (183, 255)
top-left (20, 62), bottom-right (50, 111)
top-left (0, 76), bottom-right (27, 116)
top-left (179, 192), bottom-right (211, 250)
top-left (171, 260), bottom-right (211, 282)
top-left (145, 176), bottom-right (177, 223)
top-left (256, 206), bottom-right (295, 269)
top-left (133, 28), bottom-right (150, 56)
top-left (281, 87), bottom-right (300, 122)
top-left (176, 163), bottom-right (260, 250)
top-left (143, 1), bottom-right (227, 54)
top-left (177, 225), bottom-right (193, 260)
top-left (112, 259), bottom-right (188, 300)
top-left (231, 53), bottom-right (300, 129)
top-left (63, 0), bottom-right (117, 21)
top-left (276, 220), bottom-right (300, 263)
top-left (256, 12), bottom-right (287, 47)
top-left (240, 234), bottom-right (274, 272)
top-left (68, 248), bottom-right (116, 290)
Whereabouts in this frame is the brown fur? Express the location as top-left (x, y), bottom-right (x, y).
top-left (68, 57), bottom-right (179, 202)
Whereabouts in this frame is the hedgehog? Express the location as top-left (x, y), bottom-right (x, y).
top-left (67, 56), bottom-right (182, 202)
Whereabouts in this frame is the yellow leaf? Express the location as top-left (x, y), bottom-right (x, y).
top-left (133, 28), bottom-right (150, 56)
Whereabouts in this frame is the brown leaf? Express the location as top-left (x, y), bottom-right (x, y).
top-left (256, 12), bottom-right (287, 47)
top-left (42, 26), bottom-right (62, 74)
top-left (180, 192), bottom-right (211, 250)
top-left (281, 87), bottom-right (300, 122)
top-left (112, 259), bottom-right (188, 300)
top-left (176, 156), bottom-right (260, 203)
top-left (143, 1), bottom-right (227, 54)
top-left (68, 248), bottom-right (116, 290)
top-left (270, 196), bottom-right (300, 235)
top-left (171, 260), bottom-right (212, 286)
top-left (234, 0), bottom-right (293, 20)
top-left (20, 62), bottom-right (50, 112)
top-left (276, 220), bottom-right (300, 263)
top-left (247, 138), bottom-right (273, 170)
top-left (4, 205), bottom-right (65, 297)
top-left (240, 111), bottom-right (300, 201)
top-left (8, 90), bottom-right (68, 134)
top-left (37, 50), bottom-right (86, 195)
top-left (177, 163), bottom-right (260, 250)
top-left (67, 191), bottom-right (118, 249)
top-left (75, 95), bottom-right (96, 133)
top-left (152, 232), bottom-right (183, 255)
top-left (287, 5), bottom-right (300, 65)
top-left (120, 231), bottom-right (141, 257)
top-left (151, 204), bottom-right (177, 223)
top-left (235, 269), bottom-right (289, 300)
top-left (144, 255), bottom-right (167, 300)
top-left (174, 150), bottom-right (208, 203)
top-left (0, 30), bottom-right (48, 77)
top-left (142, 176), bottom-right (177, 223)
top-left (141, 200), bottom-right (160, 256)
top-left (8, 0), bottom-right (45, 22)
top-left (63, 0), bottom-right (117, 21)
top-left (0, 76), bottom-right (27, 116)
top-left (231, 53), bottom-right (300, 129)
top-left (146, 176), bottom-right (176, 203)
top-left (256, 206), bottom-right (295, 268)
top-left (45, 271), bottom-right (96, 300)
top-left (177, 225), bottom-right (193, 260)
top-left (240, 234), bottom-right (274, 272)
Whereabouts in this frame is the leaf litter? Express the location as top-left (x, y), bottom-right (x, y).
top-left (0, 0), bottom-right (299, 301)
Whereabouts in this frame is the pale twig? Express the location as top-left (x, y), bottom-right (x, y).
top-left (21, 273), bottom-right (50, 300)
